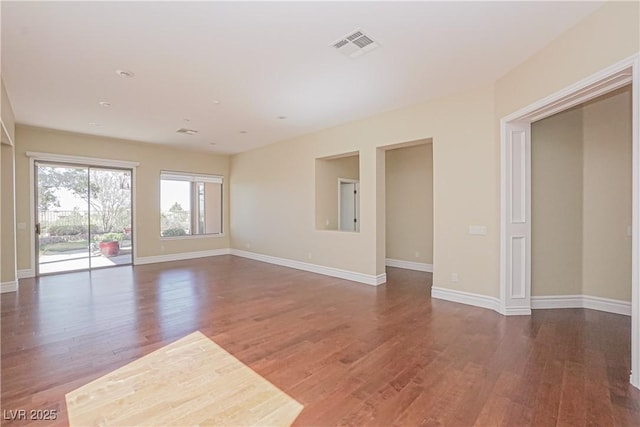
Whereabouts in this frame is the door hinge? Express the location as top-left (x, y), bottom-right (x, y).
top-left (35, 223), bottom-right (41, 235)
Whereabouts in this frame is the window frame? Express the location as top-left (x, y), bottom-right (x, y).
top-left (159, 171), bottom-right (224, 239)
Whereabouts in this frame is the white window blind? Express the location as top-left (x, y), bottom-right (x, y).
top-left (160, 171), bottom-right (223, 184)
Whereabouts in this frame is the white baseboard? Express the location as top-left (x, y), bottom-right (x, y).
top-left (430, 290), bottom-right (630, 317)
top-left (531, 295), bottom-right (582, 309)
top-left (385, 258), bottom-right (433, 273)
top-left (431, 286), bottom-right (503, 314)
top-left (532, 294), bottom-right (631, 316)
top-left (584, 295), bottom-right (630, 315)
top-left (230, 249), bottom-right (386, 286)
top-left (1, 281), bottom-right (17, 293)
top-left (17, 268), bottom-right (35, 279)
top-left (134, 248), bottom-right (231, 266)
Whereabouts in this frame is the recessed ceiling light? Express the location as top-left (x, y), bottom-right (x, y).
top-left (115, 69), bottom-right (135, 78)
top-left (88, 122), bottom-right (102, 127)
top-left (209, 142), bottom-right (217, 146)
top-left (98, 101), bottom-right (112, 107)
top-left (277, 116), bottom-right (287, 120)
top-left (239, 130), bottom-right (248, 134)
top-left (183, 118), bottom-right (191, 122)
top-left (212, 100), bottom-right (220, 105)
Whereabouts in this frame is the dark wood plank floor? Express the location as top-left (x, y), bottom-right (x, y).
top-left (2, 255), bottom-right (639, 426)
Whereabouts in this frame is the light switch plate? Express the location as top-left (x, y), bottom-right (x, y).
top-left (469, 225), bottom-right (487, 236)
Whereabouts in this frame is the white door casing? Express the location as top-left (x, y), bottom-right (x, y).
top-left (500, 121), bottom-right (532, 315)
top-left (26, 152), bottom-right (139, 277)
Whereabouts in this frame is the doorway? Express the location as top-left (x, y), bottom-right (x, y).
top-left (500, 55), bottom-right (639, 387)
top-left (35, 162), bottom-right (133, 275)
top-left (384, 141), bottom-right (433, 272)
top-left (531, 87), bottom-right (632, 308)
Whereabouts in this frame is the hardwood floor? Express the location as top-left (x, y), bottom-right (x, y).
top-left (1, 255), bottom-right (639, 426)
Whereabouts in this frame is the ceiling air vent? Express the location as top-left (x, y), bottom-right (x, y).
top-left (331, 29), bottom-right (380, 59)
top-left (176, 128), bottom-right (198, 135)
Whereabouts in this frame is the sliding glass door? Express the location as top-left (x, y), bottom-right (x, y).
top-left (36, 162), bottom-right (132, 275)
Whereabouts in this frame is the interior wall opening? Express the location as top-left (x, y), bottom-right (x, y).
top-left (531, 84), bottom-right (632, 307)
top-left (315, 152), bottom-right (360, 232)
top-left (383, 139), bottom-right (433, 275)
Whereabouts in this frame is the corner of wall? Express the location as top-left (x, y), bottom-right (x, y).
top-left (1, 77), bottom-right (16, 146)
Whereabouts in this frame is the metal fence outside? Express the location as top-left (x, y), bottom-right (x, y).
top-left (39, 210), bottom-right (132, 234)
top-left (39, 210), bottom-right (88, 226)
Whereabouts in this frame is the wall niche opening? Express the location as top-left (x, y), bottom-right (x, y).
top-left (315, 152), bottom-right (360, 232)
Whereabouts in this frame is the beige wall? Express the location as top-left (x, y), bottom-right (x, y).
top-left (531, 87), bottom-right (632, 301)
top-left (230, 83), bottom-right (497, 290)
top-left (0, 76), bottom-right (16, 285)
top-left (0, 2), bottom-right (635, 298)
top-left (582, 87), bottom-right (632, 300)
top-left (230, 1), bottom-right (637, 296)
top-left (315, 154), bottom-right (359, 230)
top-left (13, 126), bottom-right (230, 272)
top-left (0, 142), bottom-right (2, 281)
top-left (1, 143), bottom-right (16, 283)
top-left (385, 143), bottom-right (433, 264)
top-left (531, 107), bottom-right (584, 296)
top-left (495, 1), bottom-right (639, 119)
top-left (494, 1), bottom-right (638, 299)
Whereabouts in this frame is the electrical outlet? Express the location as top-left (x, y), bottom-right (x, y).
top-left (160, 245), bottom-right (165, 252)
top-left (415, 251), bottom-right (420, 258)
top-left (325, 219), bottom-right (330, 226)
top-left (451, 273), bottom-right (459, 283)
top-left (246, 242), bottom-right (251, 249)
top-left (308, 252), bottom-right (313, 259)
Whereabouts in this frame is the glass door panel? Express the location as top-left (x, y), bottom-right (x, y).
top-left (36, 163), bottom-right (133, 275)
top-left (89, 168), bottom-right (133, 267)
top-left (36, 163), bottom-right (91, 274)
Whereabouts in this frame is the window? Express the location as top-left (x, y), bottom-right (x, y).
top-left (160, 171), bottom-right (223, 237)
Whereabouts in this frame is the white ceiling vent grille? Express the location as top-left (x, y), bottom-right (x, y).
top-left (331, 29), bottom-right (380, 58)
top-left (176, 128), bottom-right (198, 135)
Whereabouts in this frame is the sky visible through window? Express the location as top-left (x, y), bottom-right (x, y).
top-left (52, 188), bottom-right (85, 210)
top-left (160, 180), bottom-right (191, 212)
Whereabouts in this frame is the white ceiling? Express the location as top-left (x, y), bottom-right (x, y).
top-left (1, 1), bottom-right (603, 154)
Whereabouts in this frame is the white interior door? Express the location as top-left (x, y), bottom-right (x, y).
top-left (339, 181), bottom-right (359, 232)
top-left (354, 182), bottom-right (360, 232)
top-left (502, 121), bottom-right (532, 314)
